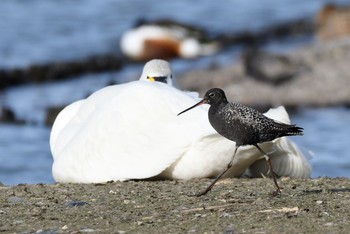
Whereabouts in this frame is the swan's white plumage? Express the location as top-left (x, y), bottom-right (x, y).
top-left (244, 106), bottom-right (312, 178)
top-left (50, 99), bottom-right (84, 159)
top-left (52, 82), bottom-right (214, 182)
top-left (247, 137), bottom-right (312, 178)
top-left (50, 59), bottom-right (311, 183)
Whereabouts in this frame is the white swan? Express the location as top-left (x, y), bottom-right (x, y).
top-left (50, 59), bottom-right (311, 183)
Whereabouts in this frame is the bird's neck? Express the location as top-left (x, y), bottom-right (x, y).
top-left (209, 99), bottom-right (228, 114)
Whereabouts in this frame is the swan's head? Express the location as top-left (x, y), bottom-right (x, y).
top-left (139, 59), bottom-right (176, 86)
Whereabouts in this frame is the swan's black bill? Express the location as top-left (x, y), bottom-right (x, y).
top-left (177, 99), bottom-right (208, 116)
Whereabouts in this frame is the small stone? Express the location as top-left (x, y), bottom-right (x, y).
top-left (13, 220), bottom-right (23, 225)
top-left (36, 228), bottom-right (56, 234)
top-left (80, 228), bottom-right (95, 232)
top-left (223, 225), bottom-right (235, 234)
top-left (7, 196), bottom-right (25, 203)
top-left (35, 201), bottom-right (45, 206)
top-left (316, 200), bottom-right (323, 205)
top-left (65, 201), bottom-right (88, 207)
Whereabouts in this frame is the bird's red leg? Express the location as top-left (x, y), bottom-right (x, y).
top-left (196, 147), bottom-right (239, 197)
top-left (255, 144), bottom-right (281, 196)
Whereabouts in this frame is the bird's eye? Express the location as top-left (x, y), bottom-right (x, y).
top-left (209, 92), bottom-right (215, 98)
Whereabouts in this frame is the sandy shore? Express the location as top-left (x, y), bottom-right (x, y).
top-left (1, 177), bottom-right (349, 233)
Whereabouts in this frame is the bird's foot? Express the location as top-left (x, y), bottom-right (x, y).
top-left (187, 192), bottom-right (198, 197)
top-left (195, 190), bottom-right (209, 197)
top-left (270, 188), bottom-right (282, 197)
top-left (187, 190), bottom-right (208, 197)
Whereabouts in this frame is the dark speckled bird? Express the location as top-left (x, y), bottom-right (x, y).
top-left (178, 88), bottom-right (303, 196)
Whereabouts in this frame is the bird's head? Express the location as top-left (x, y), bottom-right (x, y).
top-left (177, 88), bottom-right (227, 116)
top-left (140, 59), bottom-right (176, 86)
top-left (203, 88), bottom-right (227, 105)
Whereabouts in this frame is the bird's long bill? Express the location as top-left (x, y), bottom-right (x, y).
top-left (177, 99), bottom-right (207, 116)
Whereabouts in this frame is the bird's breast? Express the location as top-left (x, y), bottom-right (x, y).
top-left (208, 106), bottom-right (258, 146)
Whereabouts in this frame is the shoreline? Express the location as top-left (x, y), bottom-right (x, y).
top-left (1, 177), bottom-right (349, 233)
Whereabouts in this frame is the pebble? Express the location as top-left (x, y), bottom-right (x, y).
top-left (64, 201), bottom-right (88, 207)
top-left (316, 200), bottom-right (323, 205)
top-left (7, 196), bottom-right (25, 203)
top-left (80, 228), bottom-right (95, 232)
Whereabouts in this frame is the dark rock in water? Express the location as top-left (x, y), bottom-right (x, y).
top-left (242, 48), bottom-right (307, 85)
top-left (45, 106), bottom-right (65, 127)
top-left (0, 107), bottom-right (16, 123)
top-left (0, 54), bottom-right (124, 89)
top-left (0, 107), bottom-right (25, 124)
top-left (217, 19), bottom-right (314, 46)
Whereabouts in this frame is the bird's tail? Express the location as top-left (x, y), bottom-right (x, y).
top-left (273, 122), bottom-right (304, 138)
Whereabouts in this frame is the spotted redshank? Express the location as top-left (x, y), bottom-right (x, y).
top-left (178, 88), bottom-right (303, 196)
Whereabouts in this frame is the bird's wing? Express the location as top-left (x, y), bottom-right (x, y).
top-left (50, 84), bottom-right (129, 159)
top-left (245, 106), bottom-right (311, 178)
top-left (52, 81), bottom-right (212, 183)
top-left (50, 99), bottom-right (84, 159)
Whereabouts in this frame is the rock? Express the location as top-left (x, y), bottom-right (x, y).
top-left (7, 196), bottom-right (25, 203)
top-left (177, 37), bottom-right (350, 108)
top-left (241, 48), bottom-right (307, 85)
top-left (0, 107), bottom-right (24, 124)
top-left (45, 106), bottom-right (64, 127)
top-left (0, 54), bottom-right (123, 89)
top-left (64, 201), bottom-right (88, 207)
top-left (217, 19), bottom-right (314, 46)
top-left (0, 107), bottom-right (16, 123)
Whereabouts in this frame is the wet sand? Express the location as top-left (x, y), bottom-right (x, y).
top-left (1, 177), bottom-right (349, 233)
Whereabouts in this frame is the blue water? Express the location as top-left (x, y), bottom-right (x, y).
top-left (292, 108), bottom-right (350, 178)
top-left (1, 0), bottom-right (349, 185)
